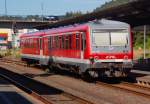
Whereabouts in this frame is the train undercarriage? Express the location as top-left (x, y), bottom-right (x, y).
top-left (22, 57), bottom-right (133, 80)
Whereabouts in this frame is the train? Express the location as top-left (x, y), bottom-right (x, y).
top-left (20, 19), bottom-right (133, 78)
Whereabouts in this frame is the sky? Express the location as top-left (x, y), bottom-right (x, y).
top-left (0, 0), bottom-right (111, 16)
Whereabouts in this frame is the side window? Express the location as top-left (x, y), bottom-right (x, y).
top-left (40, 38), bottom-right (42, 49)
top-left (59, 36), bottom-right (62, 49)
top-left (76, 33), bottom-right (79, 49)
top-left (37, 38), bottom-right (39, 49)
top-left (51, 36), bottom-right (54, 49)
top-left (62, 35), bottom-right (65, 49)
top-left (48, 37), bottom-right (51, 50)
top-left (69, 35), bottom-right (72, 49)
top-left (65, 35), bottom-right (69, 49)
top-left (55, 36), bottom-right (59, 48)
top-left (81, 32), bottom-right (86, 50)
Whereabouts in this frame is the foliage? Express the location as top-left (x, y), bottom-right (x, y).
top-left (64, 11), bottom-right (82, 18)
top-left (94, 0), bottom-right (130, 12)
top-left (0, 48), bottom-right (20, 59)
top-left (133, 31), bottom-right (150, 59)
top-left (0, 15), bottom-right (43, 21)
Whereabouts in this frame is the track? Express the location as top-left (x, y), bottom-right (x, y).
top-left (1, 58), bottom-right (150, 102)
top-left (96, 81), bottom-right (150, 99)
top-left (0, 58), bottom-right (26, 66)
top-left (0, 66), bottom-right (94, 104)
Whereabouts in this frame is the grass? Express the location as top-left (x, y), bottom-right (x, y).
top-left (0, 48), bottom-right (20, 59)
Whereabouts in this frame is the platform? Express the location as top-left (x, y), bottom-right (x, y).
top-left (131, 70), bottom-right (150, 87)
top-left (0, 77), bottom-right (44, 104)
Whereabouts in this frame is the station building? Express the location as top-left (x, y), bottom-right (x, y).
top-left (0, 28), bottom-right (37, 50)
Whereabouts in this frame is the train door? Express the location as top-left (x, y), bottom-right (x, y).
top-left (80, 32), bottom-right (86, 59)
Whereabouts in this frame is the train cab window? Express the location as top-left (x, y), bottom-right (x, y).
top-left (62, 36), bottom-right (65, 49)
top-left (65, 35), bottom-right (69, 49)
top-left (76, 33), bottom-right (79, 49)
top-left (69, 35), bottom-right (72, 49)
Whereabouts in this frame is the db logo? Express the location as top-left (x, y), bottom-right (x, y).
top-left (106, 56), bottom-right (116, 59)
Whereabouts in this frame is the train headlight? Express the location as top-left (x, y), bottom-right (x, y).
top-left (123, 55), bottom-right (128, 63)
top-left (94, 56), bottom-right (99, 61)
top-left (124, 55), bottom-right (128, 60)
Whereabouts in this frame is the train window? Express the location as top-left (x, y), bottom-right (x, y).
top-left (110, 32), bottom-right (128, 46)
top-left (59, 36), bottom-right (62, 49)
top-left (81, 32), bottom-right (86, 50)
top-left (30, 39), bottom-right (33, 48)
top-left (62, 36), bottom-right (65, 49)
top-left (37, 39), bottom-right (39, 49)
top-left (48, 37), bottom-right (51, 50)
top-left (55, 36), bottom-right (59, 48)
top-left (27, 39), bottom-right (29, 48)
top-left (93, 32), bottom-right (110, 46)
top-left (40, 38), bottom-right (42, 49)
top-left (76, 33), bottom-right (79, 49)
top-left (65, 35), bottom-right (69, 49)
top-left (69, 35), bottom-right (72, 49)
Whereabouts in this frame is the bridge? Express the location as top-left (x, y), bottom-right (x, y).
top-left (35, 0), bottom-right (150, 30)
top-left (0, 20), bottom-right (51, 29)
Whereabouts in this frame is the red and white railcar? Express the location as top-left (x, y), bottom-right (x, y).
top-left (20, 19), bottom-right (133, 77)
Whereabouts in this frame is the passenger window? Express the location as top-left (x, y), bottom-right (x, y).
top-left (59, 36), bottom-right (62, 49)
top-left (76, 33), bottom-right (79, 49)
top-left (40, 38), bottom-right (42, 49)
top-left (65, 35), bottom-right (69, 49)
top-left (55, 36), bottom-right (59, 48)
top-left (62, 36), bottom-right (65, 49)
top-left (69, 35), bottom-right (72, 49)
top-left (48, 37), bottom-right (51, 50)
top-left (37, 39), bottom-right (39, 49)
top-left (81, 32), bottom-right (86, 50)
top-left (51, 37), bottom-right (55, 49)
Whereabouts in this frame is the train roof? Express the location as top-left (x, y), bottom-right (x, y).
top-left (20, 19), bottom-right (130, 38)
top-left (87, 19), bottom-right (129, 29)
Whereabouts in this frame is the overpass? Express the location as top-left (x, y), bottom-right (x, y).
top-left (0, 20), bottom-right (51, 29)
top-left (35, 0), bottom-right (150, 30)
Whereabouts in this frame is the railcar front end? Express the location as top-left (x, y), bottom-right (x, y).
top-left (85, 20), bottom-right (133, 77)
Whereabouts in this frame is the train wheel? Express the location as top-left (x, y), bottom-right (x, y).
top-left (26, 61), bottom-right (31, 67)
top-left (46, 65), bottom-right (53, 73)
top-left (81, 70), bottom-right (96, 82)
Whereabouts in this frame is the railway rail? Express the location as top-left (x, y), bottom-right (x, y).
top-left (96, 81), bottom-right (150, 99)
top-left (0, 58), bottom-right (26, 66)
top-left (0, 65), bottom-right (94, 104)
